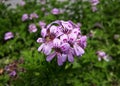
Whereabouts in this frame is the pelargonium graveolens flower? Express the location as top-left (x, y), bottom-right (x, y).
top-left (22, 13), bottom-right (28, 21)
top-left (19, 0), bottom-right (26, 6)
top-left (38, 21), bottom-right (46, 28)
top-left (96, 51), bottom-right (111, 62)
top-left (28, 24), bottom-right (37, 33)
top-left (37, 20), bottom-right (87, 66)
top-left (4, 32), bottom-right (14, 40)
top-left (29, 13), bottom-right (39, 20)
top-left (90, 0), bottom-right (99, 12)
top-left (51, 8), bottom-right (60, 15)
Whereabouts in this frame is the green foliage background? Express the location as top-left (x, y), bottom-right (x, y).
top-left (0, 0), bottom-right (120, 86)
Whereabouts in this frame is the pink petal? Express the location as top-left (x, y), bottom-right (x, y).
top-left (60, 43), bottom-right (70, 52)
top-left (74, 44), bottom-right (84, 56)
top-left (53, 38), bottom-right (61, 47)
top-left (55, 27), bottom-right (63, 37)
top-left (60, 34), bottom-right (68, 43)
top-left (41, 28), bottom-right (47, 37)
top-left (80, 36), bottom-right (87, 49)
top-left (49, 25), bottom-right (57, 33)
top-left (61, 21), bottom-right (73, 30)
top-left (71, 28), bottom-right (80, 35)
top-left (68, 53), bottom-right (74, 63)
top-left (68, 33), bottom-right (77, 43)
top-left (57, 53), bottom-right (63, 66)
top-left (37, 38), bottom-right (43, 43)
top-left (43, 45), bottom-right (52, 55)
top-left (46, 52), bottom-right (56, 62)
top-left (38, 44), bottom-right (44, 52)
top-left (62, 54), bottom-right (67, 62)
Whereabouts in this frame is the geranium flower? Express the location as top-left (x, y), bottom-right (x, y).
top-left (4, 32), bottom-right (14, 40)
top-left (19, 0), bottom-right (26, 6)
top-left (37, 20), bottom-right (87, 66)
top-left (51, 8), bottom-right (60, 15)
top-left (90, 0), bottom-right (99, 12)
top-left (96, 51), bottom-right (111, 62)
top-left (28, 24), bottom-right (37, 33)
top-left (30, 13), bottom-right (39, 20)
top-left (22, 13), bottom-right (28, 21)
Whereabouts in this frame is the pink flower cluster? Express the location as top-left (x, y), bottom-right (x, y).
top-left (22, 13), bottom-right (38, 21)
top-left (4, 32), bottom-right (14, 40)
top-left (51, 8), bottom-right (64, 15)
top-left (37, 20), bottom-right (87, 66)
top-left (90, 0), bottom-right (99, 12)
top-left (28, 24), bottom-right (38, 33)
top-left (96, 51), bottom-right (111, 62)
top-left (19, 0), bottom-right (26, 6)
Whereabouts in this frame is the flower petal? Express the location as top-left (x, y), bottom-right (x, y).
top-left (68, 53), bottom-right (74, 63)
top-left (71, 28), bottom-right (80, 35)
top-left (49, 25), bottom-right (57, 33)
top-left (68, 33), bottom-right (77, 43)
top-left (43, 45), bottom-right (52, 55)
top-left (53, 38), bottom-right (61, 47)
top-left (60, 43), bottom-right (70, 52)
top-left (38, 44), bottom-right (44, 52)
top-left (74, 44), bottom-right (84, 56)
top-left (60, 34), bottom-right (68, 43)
top-left (61, 21), bottom-right (73, 30)
top-left (46, 52), bottom-right (56, 62)
top-left (37, 38), bottom-right (43, 43)
top-left (41, 28), bottom-right (47, 37)
top-left (57, 53), bottom-right (63, 66)
top-left (62, 54), bottom-right (67, 62)
top-left (80, 36), bottom-right (87, 48)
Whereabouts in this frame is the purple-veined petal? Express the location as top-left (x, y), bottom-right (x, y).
top-left (55, 27), bottom-right (63, 37)
top-left (62, 54), bottom-right (67, 62)
top-left (49, 25), bottom-right (57, 33)
top-left (68, 33), bottom-right (77, 43)
top-left (61, 20), bottom-right (73, 30)
top-left (57, 53), bottom-right (63, 66)
top-left (71, 28), bottom-right (80, 35)
top-left (60, 43), bottom-right (70, 52)
top-left (43, 45), bottom-right (52, 55)
top-left (53, 38), bottom-right (61, 47)
top-left (46, 52), bottom-right (56, 62)
top-left (79, 36), bottom-right (87, 49)
top-left (68, 53), bottom-right (74, 63)
top-left (60, 34), bottom-right (68, 43)
top-left (73, 43), bottom-right (84, 56)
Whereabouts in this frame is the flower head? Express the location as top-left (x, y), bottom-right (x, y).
top-left (30, 13), bottom-right (39, 20)
top-left (19, 0), bottom-right (26, 6)
top-left (28, 24), bottom-right (37, 33)
top-left (37, 20), bottom-right (87, 66)
top-left (22, 13), bottom-right (28, 21)
top-left (4, 32), bottom-right (14, 40)
top-left (96, 51), bottom-right (111, 62)
top-left (51, 8), bottom-right (60, 15)
top-left (90, 0), bottom-right (99, 12)
top-left (39, 21), bottom-right (46, 28)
